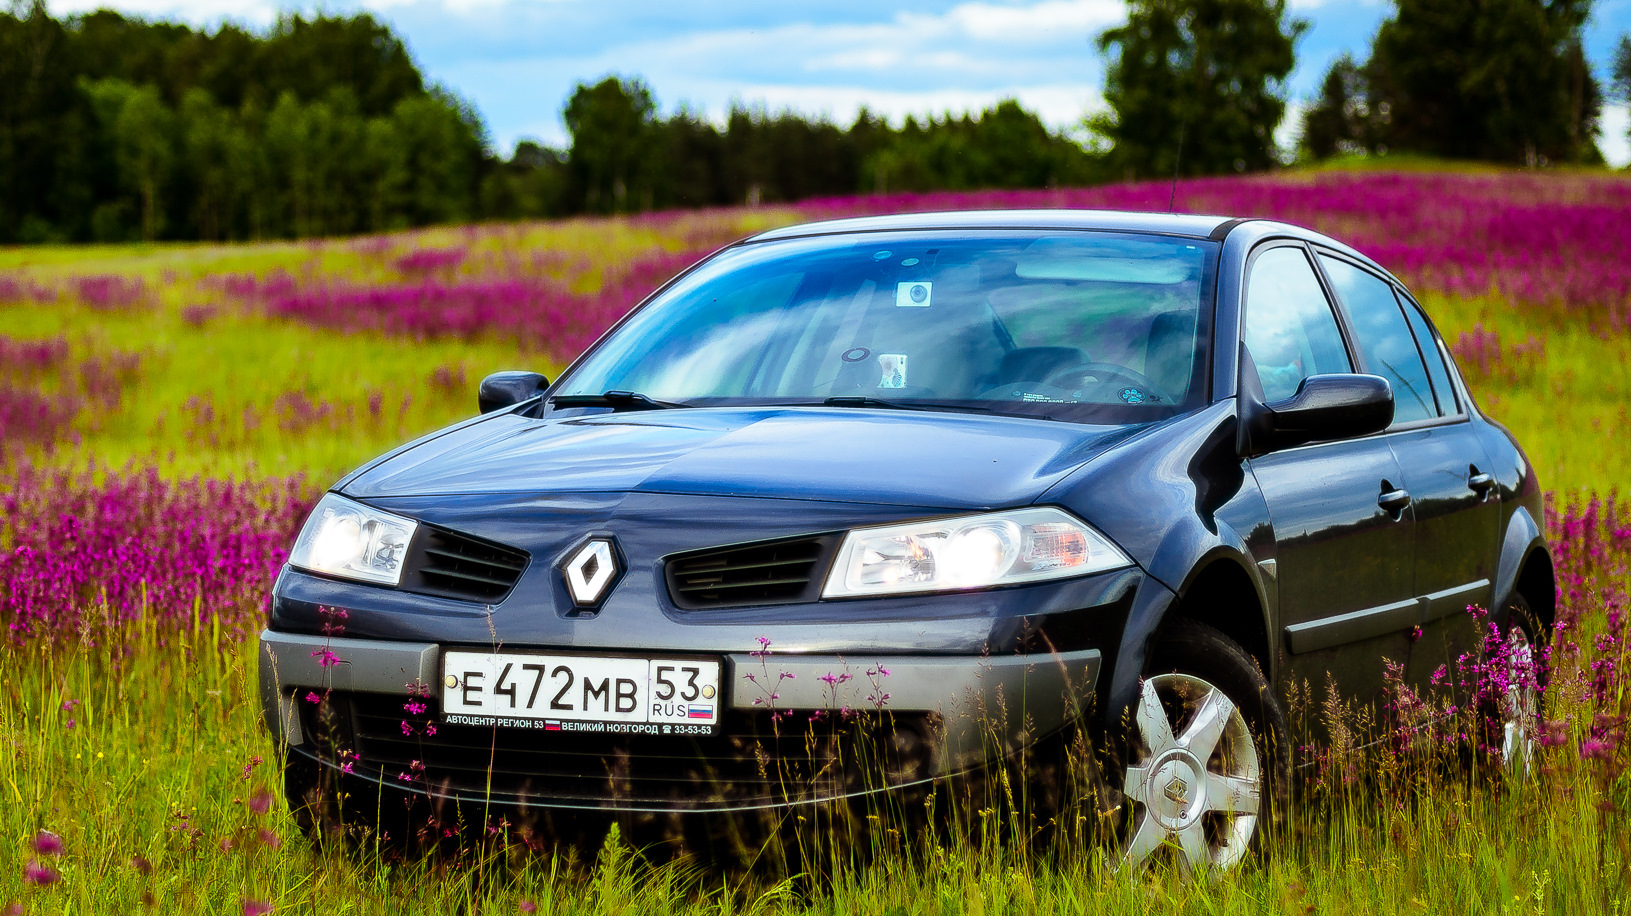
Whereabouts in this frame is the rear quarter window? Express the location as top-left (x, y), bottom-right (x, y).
top-left (1395, 290), bottom-right (1461, 416)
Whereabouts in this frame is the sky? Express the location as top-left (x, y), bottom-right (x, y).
top-left (42, 0), bottom-right (1631, 167)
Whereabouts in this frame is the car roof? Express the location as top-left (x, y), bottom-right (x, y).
top-left (746, 209), bottom-right (1242, 243)
top-left (743, 209), bottom-right (1396, 285)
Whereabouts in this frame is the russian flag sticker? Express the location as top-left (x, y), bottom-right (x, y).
top-left (544, 721), bottom-right (561, 731)
top-left (687, 705), bottom-right (714, 719)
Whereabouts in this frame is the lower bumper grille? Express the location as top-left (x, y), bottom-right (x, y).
top-left (301, 691), bottom-right (937, 811)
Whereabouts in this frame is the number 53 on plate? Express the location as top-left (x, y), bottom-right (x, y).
top-left (441, 651), bottom-right (723, 732)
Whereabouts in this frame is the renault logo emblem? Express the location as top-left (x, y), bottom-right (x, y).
top-left (560, 537), bottom-right (620, 608)
top-left (1163, 776), bottom-right (1190, 806)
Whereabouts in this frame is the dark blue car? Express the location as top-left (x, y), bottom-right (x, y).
top-left (260, 210), bottom-right (1553, 874)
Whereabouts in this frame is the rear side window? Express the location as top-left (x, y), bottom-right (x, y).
top-left (1397, 292), bottom-right (1460, 415)
top-left (1243, 246), bottom-right (1352, 401)
top-left (1318, 255), bottom-right (1437, 424)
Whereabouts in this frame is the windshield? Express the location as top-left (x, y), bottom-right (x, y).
top-left (556, 229), bottom-right (1218, 423)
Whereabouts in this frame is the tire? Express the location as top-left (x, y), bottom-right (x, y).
top-left (1488, 592), bottom-right (1547, 779)
top-left (1112, 621), bottom-right (1291, 879)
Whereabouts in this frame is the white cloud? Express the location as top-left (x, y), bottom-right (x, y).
top-left (939, 0), bottom-right (1124, 41)
top-left (1602, 104), bottom-right (1631, 169)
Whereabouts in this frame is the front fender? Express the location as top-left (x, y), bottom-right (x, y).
top-left (1038, 400), bottom-right (1277, 725)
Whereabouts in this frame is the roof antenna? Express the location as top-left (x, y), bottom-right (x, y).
top-left (1168, 122), bottom-right (1186, 212)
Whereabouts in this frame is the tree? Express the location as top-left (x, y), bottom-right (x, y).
top-left (1299, 54), bottom-right (1376, 160)
top-left (1613, 34), bottom-right (1631, 103)
top-left (1094, 0), bottom-right (1306, 179)
top-left (86, 80), bottom-right (176, 241)
top-left (1365, 0), bottom-right (1600, 164)
top-left (564, 76), bottom-right (657, 213)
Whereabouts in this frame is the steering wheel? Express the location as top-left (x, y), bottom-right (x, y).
top-left (1041, 361), bottom-right (1173, 405)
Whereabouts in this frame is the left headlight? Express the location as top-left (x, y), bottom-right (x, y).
top-left (821, 506), bottom-right (1132, 599)
top-left (288, 493), bottom-right (418, 586)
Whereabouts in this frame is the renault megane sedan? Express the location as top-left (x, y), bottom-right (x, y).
top-left (260, 210), bottom-right (1553, 874)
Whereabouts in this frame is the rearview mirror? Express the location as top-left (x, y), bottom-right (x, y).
top-left (478, 371), bottom-right (549, 414)
top-left (1238, 354), bottom-right (1393, 456)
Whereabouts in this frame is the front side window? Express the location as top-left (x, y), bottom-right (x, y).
top-left (1242, 246), bottom-right (1352, 402)
top-left (1319, 255), bottom-right (1438, 424)
top-left (557, 230), bottom-right (1220, 424)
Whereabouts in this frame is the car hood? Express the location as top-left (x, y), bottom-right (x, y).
top-left (340, 406), bottom-right (1144, 510)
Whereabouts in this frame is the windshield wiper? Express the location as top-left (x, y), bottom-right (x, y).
top-left (550, 390), bottom-right (689, 411)
top-left (819, 396), bottom-right (992, 413)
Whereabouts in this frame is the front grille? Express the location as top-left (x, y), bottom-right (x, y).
top-left (302, 691), bottom-right (935, 811)
top-left (665, 534), bottom-right (839, 610)
top-left (399, 526), bottom-right (529, 603)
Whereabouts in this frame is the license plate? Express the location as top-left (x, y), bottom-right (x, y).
top-left (441, 651), bottom-right (723, 735)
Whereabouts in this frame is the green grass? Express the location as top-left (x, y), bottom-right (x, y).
top-left (0, 628), bottom-right (1624, 914)
top-left (1, 202), bottom-right (1628, 913)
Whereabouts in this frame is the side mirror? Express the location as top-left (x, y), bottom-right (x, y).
top-left (1238, 348), bottom-right (1393, 456)
top-left (478, 371), bottom-right (549, 414)
top-left (1267, 374), bottom-right (1394, 446)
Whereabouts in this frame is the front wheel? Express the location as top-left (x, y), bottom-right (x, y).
top-left (1115, 622), bottom-right (1290, 879)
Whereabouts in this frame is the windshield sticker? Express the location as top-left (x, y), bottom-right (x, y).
top-left (841, 346), bottom-right (871, 363)
top-left (1119, 387), bottom-right (1146, 404)
top-left (878, 354), bottom-right (908, 389)
top-left (896, 281), bottom-right (932, 308)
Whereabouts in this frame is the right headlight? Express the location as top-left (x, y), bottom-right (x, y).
top-left (820, 506), bottom-right (1132, 599)
top-left (288, 493), bottom-right (418, 587)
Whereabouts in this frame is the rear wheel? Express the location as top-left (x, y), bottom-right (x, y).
top-left (1115, 622), bottom-right (1289, 879)
top-left (1493, 593), bottom-right (1546, 779)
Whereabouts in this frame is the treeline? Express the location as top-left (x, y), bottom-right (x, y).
top-left (1, 3), bottom-right (486, 243)
top-left (0, 0), bottom-right (1621, 244)
top-left (0, 2), bottom-right (1100, 244)
top-left (486, 79), bottom-right (1103, 219)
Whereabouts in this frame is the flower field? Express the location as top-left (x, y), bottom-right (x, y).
top-left (0, 167), bottom-right (1628, 913)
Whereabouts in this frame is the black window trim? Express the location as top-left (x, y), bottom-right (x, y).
top-left (1308, 246), bottom-right (1470, 432)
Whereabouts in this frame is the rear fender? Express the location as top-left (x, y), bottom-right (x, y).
top-left (1494, 504), bottom-right (1553, 627)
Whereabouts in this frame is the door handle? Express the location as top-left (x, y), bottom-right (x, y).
top-left (1468, 465), bottom-right (1496, 497)
top-left (1378, 486), bottom-right (1411, 514)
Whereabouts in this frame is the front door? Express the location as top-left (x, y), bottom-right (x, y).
top-left (1241, 243), bottom-right (1418, 705)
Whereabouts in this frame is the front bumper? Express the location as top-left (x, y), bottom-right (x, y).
top-left (259, 629), bottom-right (1101, 810)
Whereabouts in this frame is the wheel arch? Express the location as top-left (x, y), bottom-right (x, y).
top-left (1165, 555), bottom-right (1274, 682)
top-left (1100, 547), bottom-right (1272, 731)
top-left (1495, 505), bottom-right (1554, 629)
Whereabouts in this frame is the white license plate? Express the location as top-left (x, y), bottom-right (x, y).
top-left (441, 651), bottom-right (723, 735)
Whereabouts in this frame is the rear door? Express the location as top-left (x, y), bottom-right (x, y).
top-left (1316, 254), bottom-right (1500, 686)
top-left (1241, 243), bottom-right (1417, 704)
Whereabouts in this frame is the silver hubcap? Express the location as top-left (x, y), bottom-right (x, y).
top-left (1119, 674), bottom-right (1261, 878)
top-left (1500, 626), bottom-right (1538, 778)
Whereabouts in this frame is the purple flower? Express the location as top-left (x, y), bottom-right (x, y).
top-left (32, 832), bottom-right (63, 856)
top-left (243, 900), bottom-right (274, 916)
top-left (23, 860), bottom-right (58, 886)
top-left (248, 790), bottom-right (273, 815)
top-left (1583, 738), bottom-right (1617, 761)
top-left (520, 902), bottom-right (538, 914)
